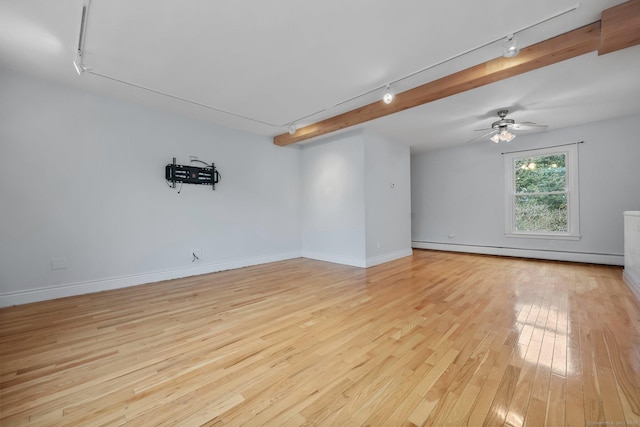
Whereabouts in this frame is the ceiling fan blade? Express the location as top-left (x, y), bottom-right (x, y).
top-left (473, 127), bottom-right (493, 132)
top-left (512, 123), bottom-right (549, 130)
top-left (465, 129), bottom-right (498, 144)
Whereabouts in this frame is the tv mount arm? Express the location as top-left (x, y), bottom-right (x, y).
top-left (165, 157), bottom-right (221, 191)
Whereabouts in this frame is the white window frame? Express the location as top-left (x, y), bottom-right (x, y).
top-left (504, 144), bottom-right (580, 240)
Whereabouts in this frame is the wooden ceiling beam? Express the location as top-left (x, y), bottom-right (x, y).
top-left (599, 0), bottom-right (640, 55)
top-left (273, 22), bottom-right (601, 147)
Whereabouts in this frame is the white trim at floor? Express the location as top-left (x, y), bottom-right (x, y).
top-left (412, 241), bottom-right (623, 266)
top-left (0, 252), bottom-right (301, 308)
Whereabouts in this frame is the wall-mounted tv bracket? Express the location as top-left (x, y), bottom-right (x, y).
top-left (165, 157), bottom-right (220, 191)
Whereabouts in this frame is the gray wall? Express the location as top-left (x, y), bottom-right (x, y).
top-left (411, 114), bottom-right (640, 264)
top-left (0, 70), bottom-right (302, 305)
top-left (301, 130), bottom-right (367, 265)
top-left (301, 129), bottom-right (412, 267)
top-left (364, 130), bottom-right (412, 261)
top-left (0, 70), bottom-right (413, 306)
top-left (4, 67), bottom-right (635, 306)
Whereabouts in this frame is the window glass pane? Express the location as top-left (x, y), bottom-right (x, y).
top-left (515, 194), bottom-right (568, 232)
top-left (514, 154), bottom-right (566, 193)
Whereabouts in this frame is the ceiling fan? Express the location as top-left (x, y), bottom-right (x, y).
top-left (467, 109), bottom-right (548, 143)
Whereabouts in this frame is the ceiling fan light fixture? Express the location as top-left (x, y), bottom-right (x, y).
top-left (474, 110), bottom-right (546, 145)
top-left (502, 130), bottom-right (516, 142)
top-left (382, 85), bottom-right (395, 104)
top-left (490, 128), bottom-right (516, 143)
top-left (502, 34), bottom-right (520, 58)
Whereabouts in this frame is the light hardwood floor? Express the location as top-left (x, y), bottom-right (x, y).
top-left (1, 250), bottom-right (639, 426)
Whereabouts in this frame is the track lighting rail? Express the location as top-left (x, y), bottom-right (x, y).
top-left (72, 2), bottom-right (581, 135)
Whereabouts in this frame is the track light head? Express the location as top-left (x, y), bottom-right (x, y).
top-left (73, 59), bottom-right (86, 75)
top-left (382, 85), bottom-right (395, 104)
top-left (502, 34), bottom-right (520, 58)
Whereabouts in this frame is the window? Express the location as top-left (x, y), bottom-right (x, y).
top-left (504, 145), bottom-right (580, 239)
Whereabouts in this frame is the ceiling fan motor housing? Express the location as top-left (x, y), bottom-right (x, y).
top-left (491, 110), bottom-right (514, 129)
top-left (492, 118), bottom-right (515, 129)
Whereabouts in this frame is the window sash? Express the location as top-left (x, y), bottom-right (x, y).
top-left (504, 145), bottom-right (580, 239)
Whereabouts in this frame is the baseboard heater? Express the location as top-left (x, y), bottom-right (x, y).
top-left (412, 241), bottom-right (623, 266)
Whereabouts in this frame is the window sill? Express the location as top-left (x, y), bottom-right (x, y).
top-left (505, 233), bottom-right (581, 241)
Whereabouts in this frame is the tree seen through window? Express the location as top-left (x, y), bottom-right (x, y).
top-left (514, 153), bottom-right (567, 232)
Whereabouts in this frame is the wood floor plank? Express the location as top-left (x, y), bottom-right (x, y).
top-left (602, 327), bottom-right (640, 424)
top-left (580, 327), bottom-right (607, 424)
top-left (1, 250), bottom-right (638, 426)
top-left (442, 330), bottom-right (498, 425)
top-left (483, 364), bottom-right (521, 426)
top-left (546, 374), bottom-right (566, 427)
top-left (466, 340), bottom-right (516, 425)
top-left (594, 329), bottom-right (628, 425)
top-left (524, 324), bottom-right (555, 426)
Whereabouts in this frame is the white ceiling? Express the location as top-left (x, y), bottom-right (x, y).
top-left (1, 0), bottom-right (639, 151)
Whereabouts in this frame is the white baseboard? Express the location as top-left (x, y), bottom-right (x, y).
top-left (623, 269), bottom-right (640, 301)
top-left (412, 241), bottom-right (624, 266)
top-left (0, 252), bottom-right (301, 308)
top-left (366, 249), bottom-right (413, 267)
top-left (302, 248), bottom-right (413, 269)
top-left (301, 251), bottom-right (367, 268)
